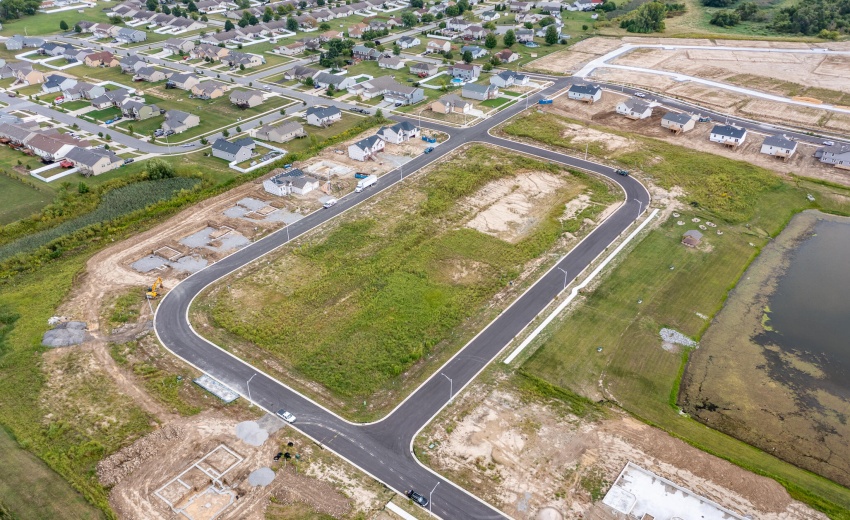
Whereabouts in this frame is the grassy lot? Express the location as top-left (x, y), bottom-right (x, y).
top-left (505, 112), bottom-right (850, 518)
top-left (72, 65), bottom-right (143, 88)
top-left (0, 7), bottom-right (113, 37)
top-left (60, 100), bottom-right (90, 111)
top-left (269, 113), bottom-right (366, 155)
top-left (0, 174), bottom-right (52, 225)
top-left (0, 428), bottom-right (104, 520)
top-left (480, 97), bottom-right (513, 108)
top-left (194, 145), bottom-right (618, 419)
top-left (85, 106), bottom-right (121, 123)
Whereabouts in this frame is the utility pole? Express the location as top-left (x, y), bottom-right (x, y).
top-left (429, 482), bottom-right (440, 518)
top-left (557, 267), bottom-right (568, 290)
top-left (246, 373), bottom-right (256, 407)
top-left (441, 373), bottom-right (452, 401)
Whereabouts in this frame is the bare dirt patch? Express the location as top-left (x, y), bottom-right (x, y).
top-left (418, 376), bottom-right (827, 520)
top-left (526, 37), bottom-right (625, 74)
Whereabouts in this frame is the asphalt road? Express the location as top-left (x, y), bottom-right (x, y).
top-left (154, 76), bottom-right (650, 519)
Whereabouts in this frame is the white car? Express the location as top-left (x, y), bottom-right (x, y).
top-left (276, 409), bottom-right (296, 423)
top-left (323, 198), bottom-right (338, 209)
top-left (823, 140), bottom-right (835, 146)
top-left (634, 92), bottom-right (646, 98)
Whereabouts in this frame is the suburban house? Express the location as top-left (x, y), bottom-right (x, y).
top-left (376, 121), bottom-right (420, 144)
top-left (313, 72), bottom-right (356, 90)
top-left (660, 111), bottom-right (695, 134)
top-left (490, 70), bottom-right (528, 88)
top-left (162, 110), bottom-right (201, 134)
top-left (463, 26), bottom-right (489, 40)
top-left (62, 82), bottom-right (105, 101)
top-left (191, 43), bottom-right (229, 61)
top-left (460, 45), bottom-right (488, 59)
top-left (222, 51), bottom-right (266, 69)
top-left (575, 0), bottom-right (604, 10)
top-left (263, 169), bottom-right (321, 196)
top-left (230, 90), bottom-right (264, 108)
top-left (25, 133), bottom-right (77, 161)
top-left (4, 35), bottom-right (44, 50)
top-left (682, 229), bottom-right (703, 248)
top-left (192, 81), bottom-right (229, 99)
top-left (38, 42), bottom-right (73, 57)
top-left (760, 134), bottom-right (797, 159)
top-left (134, 66), bottom-right (167, 82)
top-left (348, 134), bottom-right (385, 161)
top-left (253, 121), bottom-right (306, 143)
top-left (64, 147), bottom-right (123, 175)
top-left (285, 65), bottom-right (320, 81)
top-left (815, 143), bottom-right (850, 169)
top-left (278, 41), bottom-right (307, 55)
top-left (166, 72), bottom-right (201, 91)
top-left (164, 38), bottom-right (196, 54)
top-left (446, 17), bottom-right (471, 31)
top-left (481, 10), bottom-right (500, 21)
top-left (212, 137), bottom-right (256, 163)
top-left (0, 122), bottom-right (39, 145)
top-left (397, 36), bottom-right (420, 49)
top-left (117, 28), bottom-right (147, 43)
top-left (348, 23), bottom-right (368, 38)
top-left (409, 62), bottom-right (438, 77)
top-left (90, 89), bottom-right (130, 109)
top-left (431, 94), bottom-right (472, 114)
top-left (120, 56), bottom-right (147, 74)
top-left (616, 98), bottom-right (653, 120)
top-left (84, 51), bottom-right (119, 68)
top-left (426, 40), bottom-right (452, 54)
top-left (306, 106), bottom-right (342, 127)
top-left (516, 29), bottom-right (535, 43)
top-left (567, 83), bottom-right (601, 103)
top-left (353, 45), bottom-right (383, 61)
top-left (120, 99), bottom-right (160, 120)
top-left (709, 124), bottom-right (747, 147)
top-left (42, 74), bottom-right (77, 94)
top-left (350, 76), bottom-right (424, 105)
top-left (448, 63), bottom-right (482, 81)
top-left (319, 30), bottom-right (344, 41)
top-left (509, 1), bottom-right (532, 12)
top-left (378, 56), bottom-right (404, 70)
top-left (462, 83), bottom-right (499, 101)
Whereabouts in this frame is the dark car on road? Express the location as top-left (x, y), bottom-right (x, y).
top-left (615, 169), bottom-right (629, 176)
top-left (406, 490), bottom-right (428, 507)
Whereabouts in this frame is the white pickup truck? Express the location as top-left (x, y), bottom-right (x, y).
top-left (355, 174), bottom-right (377, 193)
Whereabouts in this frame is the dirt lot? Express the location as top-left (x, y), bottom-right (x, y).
top-left (526, 37), bottom-right (625, 74)
top-left (541, 89), bottom-right (850, 187)
top-left (417, 375), bottom-right (827, 520)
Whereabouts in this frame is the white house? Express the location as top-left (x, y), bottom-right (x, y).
top-left (709, 124), bottom-right (747, 147)
top-left (760, 134), bottom-right (797, 159)
top-left (348, 134), bottom-right (385, 161)
top-left (263, 169), bottom-right (321, 196)
top-left (490, 70), bottom-right (528, 88)
top-left (660, 111), bottom-right (695, 134)
top-left (426, 40), bottom-right (452, 54)
top-left (397, 36), bottom-right (420, 49)
top-left (211, 137), bottom-right (255, 163)
top-left (376, 121), bottom-right (420, 144)
top-left (306, 106), bottom-right (342, 127)
top-left (815, 143), bottom-right (850, 169)
top-left (616, 98), bottom-right (653, 120)
top-left (567, 83), bottom-right (601, 103)
top-left (378, 56), bottom-right (405, 70)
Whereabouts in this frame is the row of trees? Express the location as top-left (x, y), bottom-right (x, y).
top-left (619, 1), bottom-right (667, 32)
top-left (0, 0), bottom-right (41, 21)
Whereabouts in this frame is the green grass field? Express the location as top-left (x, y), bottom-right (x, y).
top-left (0, 174), bottom-right (52, 225)
top-left (506, 112), bottom-right (850, 518)
top-left (271, 113), bottom-right (367, 155)
top-left (0, 428), bottom-right (104, 520)
top-left (0, 7), bottom-right (113, 37)
top-left (194, 145), bottom-right (617, 419)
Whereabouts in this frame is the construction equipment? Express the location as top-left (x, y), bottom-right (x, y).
top-left (146, 277), bottom-right (164, 299)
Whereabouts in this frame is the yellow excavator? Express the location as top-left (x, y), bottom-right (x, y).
top-left (146, 277), bottom-right (164, 299)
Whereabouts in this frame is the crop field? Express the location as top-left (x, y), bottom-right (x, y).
top-left (506, 112), bottom-right (850, 518)
top-left (194, 145), bottom-right (618, 419)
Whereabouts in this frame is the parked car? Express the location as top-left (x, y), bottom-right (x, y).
top-left (698, 116), bottom-right (712, 123)
top-left (424, 147), bottom-right (434, 154)
top-left (123, 158), bottom-right (134, 165)
top-left (7, 92), bottom-right (16, 97)
top-left (422, 136), bottom-right (436, 143)
top-left (275, 409), bottom-right (296, 423)
top-left (105, 119), bottom-right (114, 124)
top-left (323, 198), bottom-right (338, 209)
top-left (406, 490), bottom-right (428, 507)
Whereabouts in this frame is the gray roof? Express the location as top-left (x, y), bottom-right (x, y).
top-left (212, 137), bottom-right (254, 154)
top-left (569, 83), bottom-right (600, 96)
top-left (662, 111), bottom-right (692, 125)
top-left (711, 124), bottom-right (746, 139)
top-left (167, 72), bottom-right (199, 85)
top-left (276, 121), bottom-right (304, 134)
top-left (818, 143), bottom-right (850, 155)
top-left (438, 93), bottom-right (469, 106)
top-left (291, 175), bottom-right (319, 189)
top-left (621, 98), bottom-right (651, 113)
top-left (354, 134), bottom-right (383, 150)
top-left (683, 229), bottom-right (703, 239)
top-left (306, 106), bottom-right (341, 119)
top-left (314, 72), bottom-right (348, 86)
top-left (65, 146), bottom-right (121, 167)
top-left (165, 110), bottom-right (195, 125)
top-left (762, 134), bottom-right (796, 150)
top-left (463, 83), bottom-right (495, 94)
top-left (230, 89), bottom-right (262, 102)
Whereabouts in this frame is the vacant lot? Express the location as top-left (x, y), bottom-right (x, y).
top-left (504, 112), bottom-right (850, 518)
top-left (194, 145), bottom-right (618, 419)
top-left (0, 174), bottom-right (52, 226)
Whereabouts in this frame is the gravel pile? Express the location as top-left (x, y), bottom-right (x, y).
top-left (247, 467), bottom-right (275, 487)
top-left (96, 425), bottom-right (185, 487)
top-left (42, 321), bottom-right (88, 348)
top-left (235, 421), bottom-right (268, 446)
top-left (660, 328), bottom-right (697, 347)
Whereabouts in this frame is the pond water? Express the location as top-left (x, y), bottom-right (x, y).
top-left (760, 216), bottom-right (850, 393)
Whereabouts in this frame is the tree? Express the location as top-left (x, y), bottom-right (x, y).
top-left (410, 0), bottom-right (423, 7)
top-left (445, 5), bottom-right (459, 16)
top-left (146, 0), bottom-right (158, 10)
top-left (818, 28), bottom-right (839, 40)
top-left (59, 20), bottom-right (68, 30)
top-left (375, 108), bottom-right (383, 120)
top-left (287, 16), bottom-right (298, 32)
top-left (421, 13), bottom-right (434, 22)
top-left (327, 84), bottom-right (335, 95)
top-left (147, 159), bottom-right (175, 180)
top-left (483, 62), bottom-right (493, 71)
top-left (619, 1), bottom-right (667, 33)
top-left (701, 0), bottom-right (734, 6)
top-left (600, 0), bottom-right (617, 11)
top-left (74, 24), bottom-right (82, 32)
top-left (444, 50), bottom-right (453, 60)
top-left (438, 21), bottom-right (446, 28)
top-left (545, 24), bottom-right (559, 44)
top-left (401, 10), bottom-right (417, 27)
top-left (239, 63), bottom-right (246, 70)
top-left (320, 22), bottom-right (330, 29)
top-left (225, 19), bottom-right (235, 31)
top-left (236, 126), bottom-right (241, 132)
top-left (523, 21), bottom-right (533, 29)
top-left (222, 129), bottom-right (230, 137)
top-left (304, 77), bottom-right (314, 87)
top-left (709, 9), bottom-right (740, 27)
top-left (393, 43), bottom-right (401, 55)
top-left (318, 0), bottom-right (325, 4)
top-left (77, 181), bottom-right (89, 194)
top-left (162, 5), bottom-right (171, 14)
top-left (460, 50), bottom-right (471, 63)
top-left (734, 1), bottom-right (759, 21)
top-left (539, 16), bottom-right (555, 27)
top-left (484, 32), bottom-right (497, 49)
top-left (188, 0), bottom-right (198, 12)
top-left (263, 11), bottom-right (272, 22)
top-left (127, 123), bottom-right (134, 134)
top-left (503, 29), bottom-right (516, 47)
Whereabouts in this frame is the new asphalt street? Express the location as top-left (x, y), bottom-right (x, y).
top-left (154, 77), bottom-right (650, 519)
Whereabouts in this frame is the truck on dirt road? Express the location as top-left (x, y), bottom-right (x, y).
top-left (355, 174), bottom-right (377, 192)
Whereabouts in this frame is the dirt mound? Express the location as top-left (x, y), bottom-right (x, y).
top-left (97, 425), bottom-right (185, 487)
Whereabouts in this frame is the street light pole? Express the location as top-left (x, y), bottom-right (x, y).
top-left (246, 373), bottom-right (256, 407)
top-left (584, 142), bottom-right (588, 160)
top-left (441, 373), bottom-right (452, 401)
top-left (557, 267), bottom-right (568, 290)
top-left (429, 482), bottom-right (440, 517)
top-left (635, 198), bottom-right (643, 216)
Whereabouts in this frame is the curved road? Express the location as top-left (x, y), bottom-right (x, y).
top-left (155, 78), bottom-right (649, 519)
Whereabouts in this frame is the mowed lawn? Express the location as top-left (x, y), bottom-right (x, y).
top-left (196, 145), bottom-right (615, 419)
top-left (0, 7), bottom-right (112, 37)
top-left (271, 113), bottom-right (367, 155)
top-left (0, 175), bottom-right (52, 226)
top-left (512, 112), bottom-right (850, 516)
